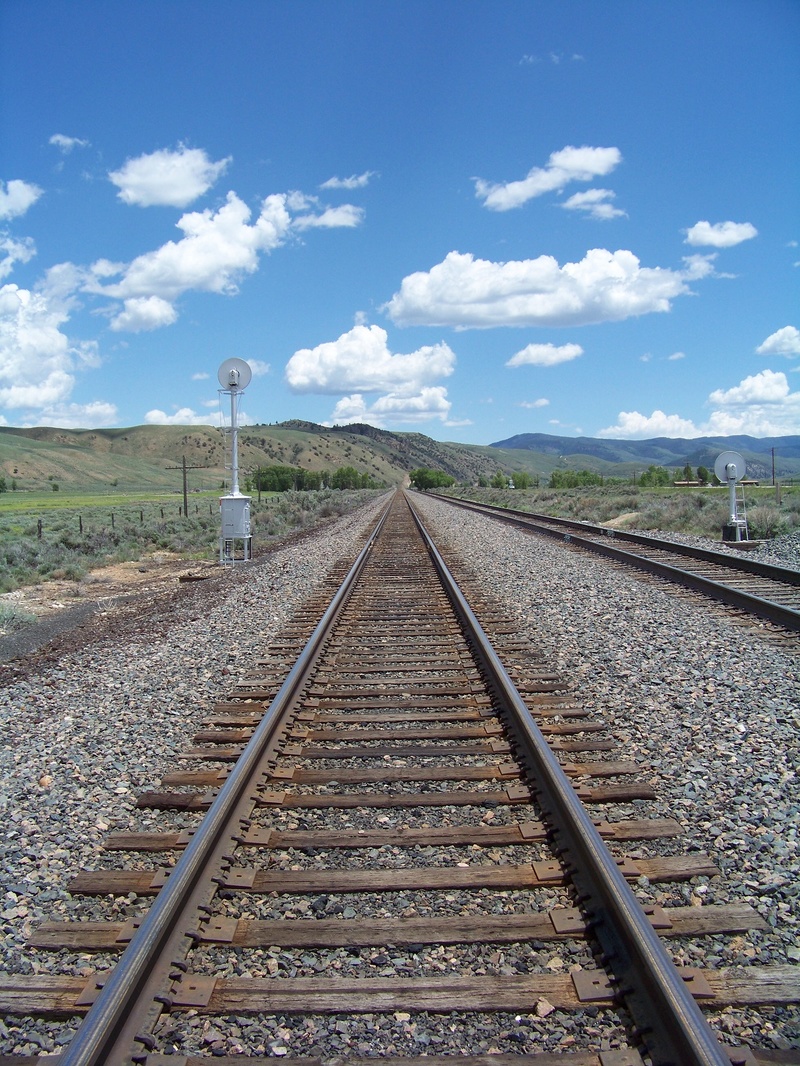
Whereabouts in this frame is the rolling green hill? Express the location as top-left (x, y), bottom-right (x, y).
top-left (1, 422), bottom-right (798, 495)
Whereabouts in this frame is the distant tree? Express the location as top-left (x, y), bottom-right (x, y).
top-left (0, 475), bottom-right (6, 493)
top-left (513, 471), bottom-right (533, 489)
top-left (639, 465), bottom-right (671, 487)
top-left (409, 468), bottom-right (456, 491)
top-left (331, 465), bottom-right (377, 489)
top-left (490, 470), bottom-right (508, 489)
top-left (249, 465), bottom-right (298, 492)
top-left (696, 465), bottom-right (711, 485)
top-left (296, 469), bottom-right (324, 490)
top-left (683, 463), bottom-right (693, 481)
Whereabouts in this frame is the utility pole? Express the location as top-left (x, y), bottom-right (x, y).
top-left (167, 455), bottom-right (208, 516)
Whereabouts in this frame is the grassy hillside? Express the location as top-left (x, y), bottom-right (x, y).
top-left (0, 422), bottom-right (518, 494)
top-left (1, 422), bottom-right (798, 496)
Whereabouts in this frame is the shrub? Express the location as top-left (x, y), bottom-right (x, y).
top-left (747, 505), bottom-right (789, 540)
top-left (0, 601), bottom-right (38, 632)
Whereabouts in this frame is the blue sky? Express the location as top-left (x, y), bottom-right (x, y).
top-left (1, 0), bottom-right (798, 444)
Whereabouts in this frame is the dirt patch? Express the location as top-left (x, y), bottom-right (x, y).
top-left (0, 554), bottom-right (223, 677)
top-left (0, 521), bottom-right (325, 681)
top-left (0, 554), bottom-right (214, 624)
top-left (601, 511), bottom-right (641, 529)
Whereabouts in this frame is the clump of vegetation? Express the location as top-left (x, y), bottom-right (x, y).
top-left (246, 464), bottom-right (382, 493)
top-left (746, 505), bottom-right (790, 540)
top-left (0, 601), bottom-right (38, 633)
top-left (549, 469), bottom-right (606, 489)
top-left (410, 468), bottom-right (456, 490)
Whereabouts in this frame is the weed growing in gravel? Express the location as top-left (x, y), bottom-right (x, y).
top-left (0, 601), bottom-right (38, 631)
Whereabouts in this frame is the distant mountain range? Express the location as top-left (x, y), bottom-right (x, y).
top-left (489, 432), bottom-right (800, 480)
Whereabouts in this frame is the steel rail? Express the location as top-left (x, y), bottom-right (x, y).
top-left (407, 493), bottom-right (732, 1066)
top-left (431, 492), bottom-right (800, 584)
top-left (425, 492), bottom-right (800, 631)
top-left (59, 498), bottom-right (393, 1066)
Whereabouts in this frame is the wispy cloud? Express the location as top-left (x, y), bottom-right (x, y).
top-left (320, 171), bottom-right (377, 190)
top-left (49, 133), bottom-right (90, 153)
top-left (561, 188), bottom-right (626, 221)
top-left (507, 343), bottom-right (583, 368)
top-left (474, 145), bottom-right (621, 211)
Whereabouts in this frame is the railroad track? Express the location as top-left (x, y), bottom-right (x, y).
top-left (425, 494), bottom-right (800, 634)
top-left (3, 491), bottom-right (798, 1065)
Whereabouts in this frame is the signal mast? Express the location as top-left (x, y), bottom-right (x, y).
top-left (218, 358), bottom-right (253, 564)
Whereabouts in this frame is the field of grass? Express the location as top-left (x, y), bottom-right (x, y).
top-left (0, 488), bottom-right (382, 596)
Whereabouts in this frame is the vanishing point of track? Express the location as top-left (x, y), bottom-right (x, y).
top-left (5, 490), bottom-right (798, 1065)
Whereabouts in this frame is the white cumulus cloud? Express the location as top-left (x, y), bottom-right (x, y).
top-left (0, 179), bottom-right (43, 220)
top-left (330, 386), bottom-right (452, 427)
top-left (110, 295), bottom-right (178, 332)
top-left (684, 220), bottom-right (758, 248)
top-left (144, 406), bottom-right (221, 426)
top-left (474, 146), bottom-right (622, 211)
top-left (598, 410), bottom-right (702, 438)
top-left (87, 191), bottom-right (293, 325)
top-left (109, 145), bottom-right (231, 208)
top-left (286, 324), bottom-right (455, 395)
top-left (756, 325), bottom-right (800, 357)
top-left (88, 190), bottom-right (360, 331)
top-left (34, 401), bottom-right (118, 429)
top-left (506, 342), bottom-right (583, 368)
top-left (0, 284), bottom-right (75, 410)
top-left (708, 368), bottom-right (789, 406)
top-left (599, 369), bottom-right (800, 438)
top-left (385, 249), bottom-right (694, 329)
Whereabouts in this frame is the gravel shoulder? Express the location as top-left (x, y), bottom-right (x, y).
top-left (411, 492), bottom-right (800, 1054)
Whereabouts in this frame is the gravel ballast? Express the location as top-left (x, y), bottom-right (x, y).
top-left (0, 490), bottom-right (798, 1058)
